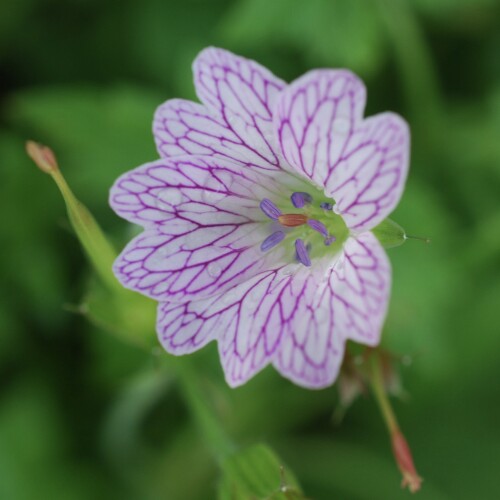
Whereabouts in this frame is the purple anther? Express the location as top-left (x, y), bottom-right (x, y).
top-left (320, 202), bottom-right (333, 210)
top-left (324, 235), bottom-right (337, 246)
top-left (291, 191), bottom-right (312, 208)
top-left (260, 198), bottom-right (281, 220)
top-left (295, 238), bottom-right (311, 267)
top-left (261, 231), bottom-right (285, 252)
top-left (307, 219), bottom-right (328, 237)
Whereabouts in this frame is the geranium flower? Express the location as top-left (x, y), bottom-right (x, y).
top-left (109, 48), bottom-right (409, 389)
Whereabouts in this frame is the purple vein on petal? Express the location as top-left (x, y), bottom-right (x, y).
top-left (260, 198), bottom-right (281, 220)
top-left (295, 238), bottom-right (311, 267)
top-left (261, 231), bottom-right (285, 252)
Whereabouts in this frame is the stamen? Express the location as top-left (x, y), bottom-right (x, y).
top-left (307, 219), bottom-right (328, 237)
top-left (291, 191), bottom-right (312, 208)
top-left (320, 202), bottom-right (333, 210)
top-left (260, 198), bottom-right (281, 220)
top-left (278, 214), bottom-right (308, 227)
top-left (295, 238), bottom-right (311, 267)
top-left (324, 235), bottom-right (337, 246)
top-left (261, 231), bottom-right (285, 252)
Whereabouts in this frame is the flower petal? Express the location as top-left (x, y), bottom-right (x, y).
top-left (188, 47), bottom-right (286, 172)
top-left (110, 156), bottom-right (289, 303)
top-left (274, 70), bottom-right (409, 231)
top-left (274, 69), bottom-right (366, 188)
top-left (325, 112), bottom-right (410, 232)
top-left (158, 266), bottom-right (344, 388)
top-left (159, 245), bottom-right (384, 389)
top-left (157, 270), bottom-right (291, 386)
top-left (273, 233), bottom-right (390, 387)
top-left (154, 98), bottom-right (239, 159)
top-left (110, 156), bottom-right (264, 227)
top-left (330, 231), bottom-right (391, 346)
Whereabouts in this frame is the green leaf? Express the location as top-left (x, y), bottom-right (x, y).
top-left (219, 443), bottom-right (304, 500)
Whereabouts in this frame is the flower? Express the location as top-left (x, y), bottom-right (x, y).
top-left (109, 48), bottom-right (410, 389)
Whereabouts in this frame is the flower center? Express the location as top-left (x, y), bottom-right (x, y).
top-left (259, 191), bottom-right (349, 267)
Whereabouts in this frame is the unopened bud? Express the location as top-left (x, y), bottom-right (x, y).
top-left (26, 141), bottom-right (59, 174)
top-left (392, 430), bottom-right (423, 493)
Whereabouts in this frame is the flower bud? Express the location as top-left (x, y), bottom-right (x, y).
top-left (26, 141), bottom-right (59, 174)
top-left (27, 140), bottom-right (119, 293)
top-left (392, 430), bottom-right (423, 493)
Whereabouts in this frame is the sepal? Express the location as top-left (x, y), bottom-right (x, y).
top-left (372, 218), bottom-right (406, 249)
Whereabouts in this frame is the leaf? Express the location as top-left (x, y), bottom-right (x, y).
top-left (218, 443), bottom-right (304, 500)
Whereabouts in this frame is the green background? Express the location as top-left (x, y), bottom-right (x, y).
top-left (1, 0), bottom-right (500, 498)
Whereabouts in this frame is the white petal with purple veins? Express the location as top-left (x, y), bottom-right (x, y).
top-left (273, 233), bottom-right (390, 387)
top-left (274, 70), bottom-right (409, 231)
top-left (325, 113), bottom-right (410, 232)
top-left (274, 69), bottom-right (366, 187)
top-left (157, 270), bottom-right (291, 385)
top-left (110, 156), bottom-right (292, 303)
top-left (158, 232), bottom-right (389, 389)
top-left (192, 47), bottom-right (286, 172)
top-left (157, 261), bottom-right (341, 388)
top-left (110, 156), bottom-right (279, 227)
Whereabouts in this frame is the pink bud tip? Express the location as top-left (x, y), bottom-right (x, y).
top-left (392, 430), bottom-right (423, 493)
top-left (26, 141), bottom-right (59, 174)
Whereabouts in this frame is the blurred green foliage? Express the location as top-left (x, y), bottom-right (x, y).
top-left (1, 0), bottom-right (500, 498)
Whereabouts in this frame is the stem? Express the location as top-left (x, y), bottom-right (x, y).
top-left (174, 357), bottom-right (235, 463)
top-left (51, 169), bottom-right (121, 293)
top-left (369, 351), bottom-right (423, 493)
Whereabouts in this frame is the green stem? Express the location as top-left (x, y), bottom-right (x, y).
top-left (173, 357), bottom-right (236, 463)
top-left (369, 351), bottom-right (423, 492)
top-left (51, 168), bottom-right (122, 294)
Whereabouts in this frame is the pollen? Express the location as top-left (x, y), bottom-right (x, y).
top-left (278, 214), bottom-right (309, 227)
